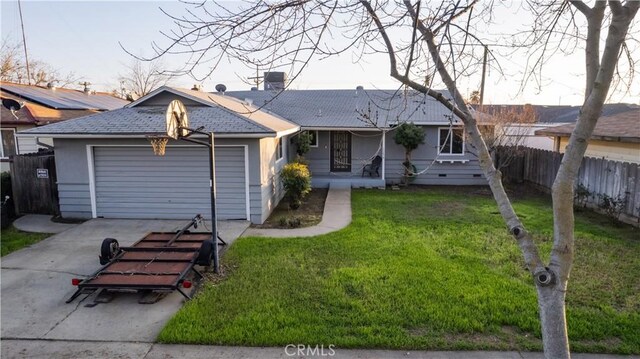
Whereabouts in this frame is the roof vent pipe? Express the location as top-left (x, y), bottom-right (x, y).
top-left (356, 85), bottom-right (364, 95)
top-left (191, 84), bottom-right (202, 91)
top-left (46, 82), bottom-right (57, 90)
top-left (250, 87), bottom-right (258, 91)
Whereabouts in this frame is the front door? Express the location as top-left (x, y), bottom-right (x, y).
top-left (330, 131), bottom-right (351, 172)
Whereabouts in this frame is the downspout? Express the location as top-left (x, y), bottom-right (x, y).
top-left (36, 137), bottom-right (54, 151)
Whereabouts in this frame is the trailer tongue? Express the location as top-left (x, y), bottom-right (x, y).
top-left (66, 214), bottom-right (225, 304)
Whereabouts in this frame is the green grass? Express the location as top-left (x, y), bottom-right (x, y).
top-left (158, 187), bottom-right (640, 354)
top-left (1, 226), bottom-right (52, 256)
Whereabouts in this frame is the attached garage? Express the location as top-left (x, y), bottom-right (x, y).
top-left (91, 146), bottom-right (248, 220)
top-left (19, 86), bottom-right (299, 223)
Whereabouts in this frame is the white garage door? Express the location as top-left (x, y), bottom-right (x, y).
top-left (93, 146), bottom-right (247, 220)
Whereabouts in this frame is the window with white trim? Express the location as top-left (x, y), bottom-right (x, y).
top-left (0, 129), bottom-right (17, 158)
top-left (276, 138), bottom-right (283, 161)
top-left (438, 127), bottom-right (464, 155)
top-left (307, 130), bottom-right (318, 147)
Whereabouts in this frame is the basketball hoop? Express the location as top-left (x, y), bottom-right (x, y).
top-left (147, 135), bottom-right (169, 156)
top-left (166, 100), bottom-right (189, 140)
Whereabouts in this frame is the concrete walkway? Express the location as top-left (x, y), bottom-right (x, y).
top-left (12, 214), bottom-right (79, 234)
top-left (243, 187), bottom-right (351, 238)
top-left (2, 339), bottom-right (636, 359)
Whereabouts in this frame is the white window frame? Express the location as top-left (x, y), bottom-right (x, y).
top-left (275, 137), bottom-right (284, 163)
top-left (438, 127), bottom-right (465, 156)
top-left (0, 128), bottom-right (17, 159)
top-left (307, 130), bottom-right (319, 148)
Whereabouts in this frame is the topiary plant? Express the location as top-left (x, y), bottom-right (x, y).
top-left (280, 162), bottom-right (311, 209)
top-left (295, 131), bottom-right (313, 157)
top-left (393, 122), bottom-right (425, 185)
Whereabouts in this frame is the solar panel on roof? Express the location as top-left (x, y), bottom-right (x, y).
top-left (0, 83), bottom-right (128, 111)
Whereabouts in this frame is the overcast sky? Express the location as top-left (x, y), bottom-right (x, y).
top-left (2, 1), bottom-right (638, 106)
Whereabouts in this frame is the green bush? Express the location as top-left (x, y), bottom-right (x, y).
top-left (280, 162), bottom-right (311, 210)
top-left (295, 131), bottom-right (313, 157)
top-left (393, 122), bottom-right (425, 185)
top-left (278, 216), bottom-right (302, 228)
top-left (1, 172), bottom-right (11, 200)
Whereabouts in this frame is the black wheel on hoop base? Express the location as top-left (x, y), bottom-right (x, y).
top-left (195, 240), bottom-right (214, 266)
top-left (99, 238), bottom-right (121, 265)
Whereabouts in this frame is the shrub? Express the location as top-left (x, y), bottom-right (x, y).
top-left (574, 183), bottom-right (591, 209)
top-left (393, 122), bottom-right (425, 185)
top-left (598, 193), bottom-right (628, 221)
top-left (280, 162), bottom-right (311, 209)
top-left (277, 216), bottom-right (302, 228)
top-left (295, 131), bottom-right (313, 157)
top-left (1, 172), bottom-right (11, 200)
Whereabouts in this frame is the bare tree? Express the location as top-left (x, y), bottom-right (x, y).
top-left (1, 39), bottom-right (78, 87)
top-left (478, 104), bottom-right (538, 167)
top-left (118, 59), bottom-right (171, 100)
top-left (143, 1), bottom-right (639, 357)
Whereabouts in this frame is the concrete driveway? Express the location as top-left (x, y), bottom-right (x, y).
top-left (1, 219), bottom-right (249, 343)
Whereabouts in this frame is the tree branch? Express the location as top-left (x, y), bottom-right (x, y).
top-left (568, 0), bottom-right (591, 16)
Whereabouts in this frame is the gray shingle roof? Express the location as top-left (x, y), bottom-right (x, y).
top-left (226, 89), bottom-right (459, 128)
top-left (1, 82), bottom-right (128, 111)
top-left (20, 106), bottom-right (278, 136)
top-left (479, 103), bottom-right (639, 124)
top-left (19, 87), bottom-right (299, 137)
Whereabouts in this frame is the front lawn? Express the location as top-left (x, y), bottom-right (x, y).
top-left (159, 187), bottom-right (640, 354)
top-left (1, 226), bottom-right (52, 256)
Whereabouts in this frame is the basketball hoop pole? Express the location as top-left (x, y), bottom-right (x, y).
top-left (208, 132), bottom-right (220, 274)
top-left (162, 100), bottom-right (220, 273)
top-left (178, 128), bottom-right (220, 274)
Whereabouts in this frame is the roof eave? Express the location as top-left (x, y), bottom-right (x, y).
top-left (534, 131), bottom-right (640, 143)
top-left (276, 126), bottom-right (301, 138)
top-left (16, 132), bottom-right (277, 139)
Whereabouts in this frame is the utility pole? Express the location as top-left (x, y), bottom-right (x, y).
top-left (17, 0), bottom-right (31, 85)
top-left (479, 45), bottom-right (488, 105)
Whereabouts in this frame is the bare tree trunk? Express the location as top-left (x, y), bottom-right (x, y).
top-left (537, 281), bottom-right (570, 357)
top-left (393, 1), bottom-right (639, 358)
top-left (404, 150), bottom-right (411, 186)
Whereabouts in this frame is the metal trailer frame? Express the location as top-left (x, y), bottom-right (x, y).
top-left (66, 215), bottom-right (224, 304)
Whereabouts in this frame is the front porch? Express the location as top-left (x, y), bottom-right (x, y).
top-left (311, 174), bottom-right (385, 189)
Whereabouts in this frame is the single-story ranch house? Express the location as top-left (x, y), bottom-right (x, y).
top-left (19, 85), bottom-right (488, 224)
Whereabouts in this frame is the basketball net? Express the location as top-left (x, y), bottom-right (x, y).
top-left (147, 135), bottom-right (169, 156)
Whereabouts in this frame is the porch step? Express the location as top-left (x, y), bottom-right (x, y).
top-left (329, 182), bottom-right (351, 190)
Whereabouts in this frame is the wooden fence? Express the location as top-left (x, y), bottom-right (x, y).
top-left (10, 151), bottom-right (59, 215)
top-left (496, 146), bottom-right (640, 221)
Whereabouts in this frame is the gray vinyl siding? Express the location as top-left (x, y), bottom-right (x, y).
top-left (53, 138), bottom-right (270, 223)
top-left (16, 136), bottom-right (38, 154)
top-left (303, 128), bottom-right (486, 185)
top-left (93, 146), bottom-right (246, 220)
top-left (57, 183), bottom-right (92, 217)
top-left (384, 127), bottom-right (486, 185)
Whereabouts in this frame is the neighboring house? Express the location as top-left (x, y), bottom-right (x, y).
top-left (18, 86), bottom-right (299, 224)
top-left (0, 82), bottom-right (128, 172)
top-left (228, 88), bottom-right (489, 188)
top-left (535, 109), bottom-right (640, 164)
top-left (477, 103), bottom-right (638, 151)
